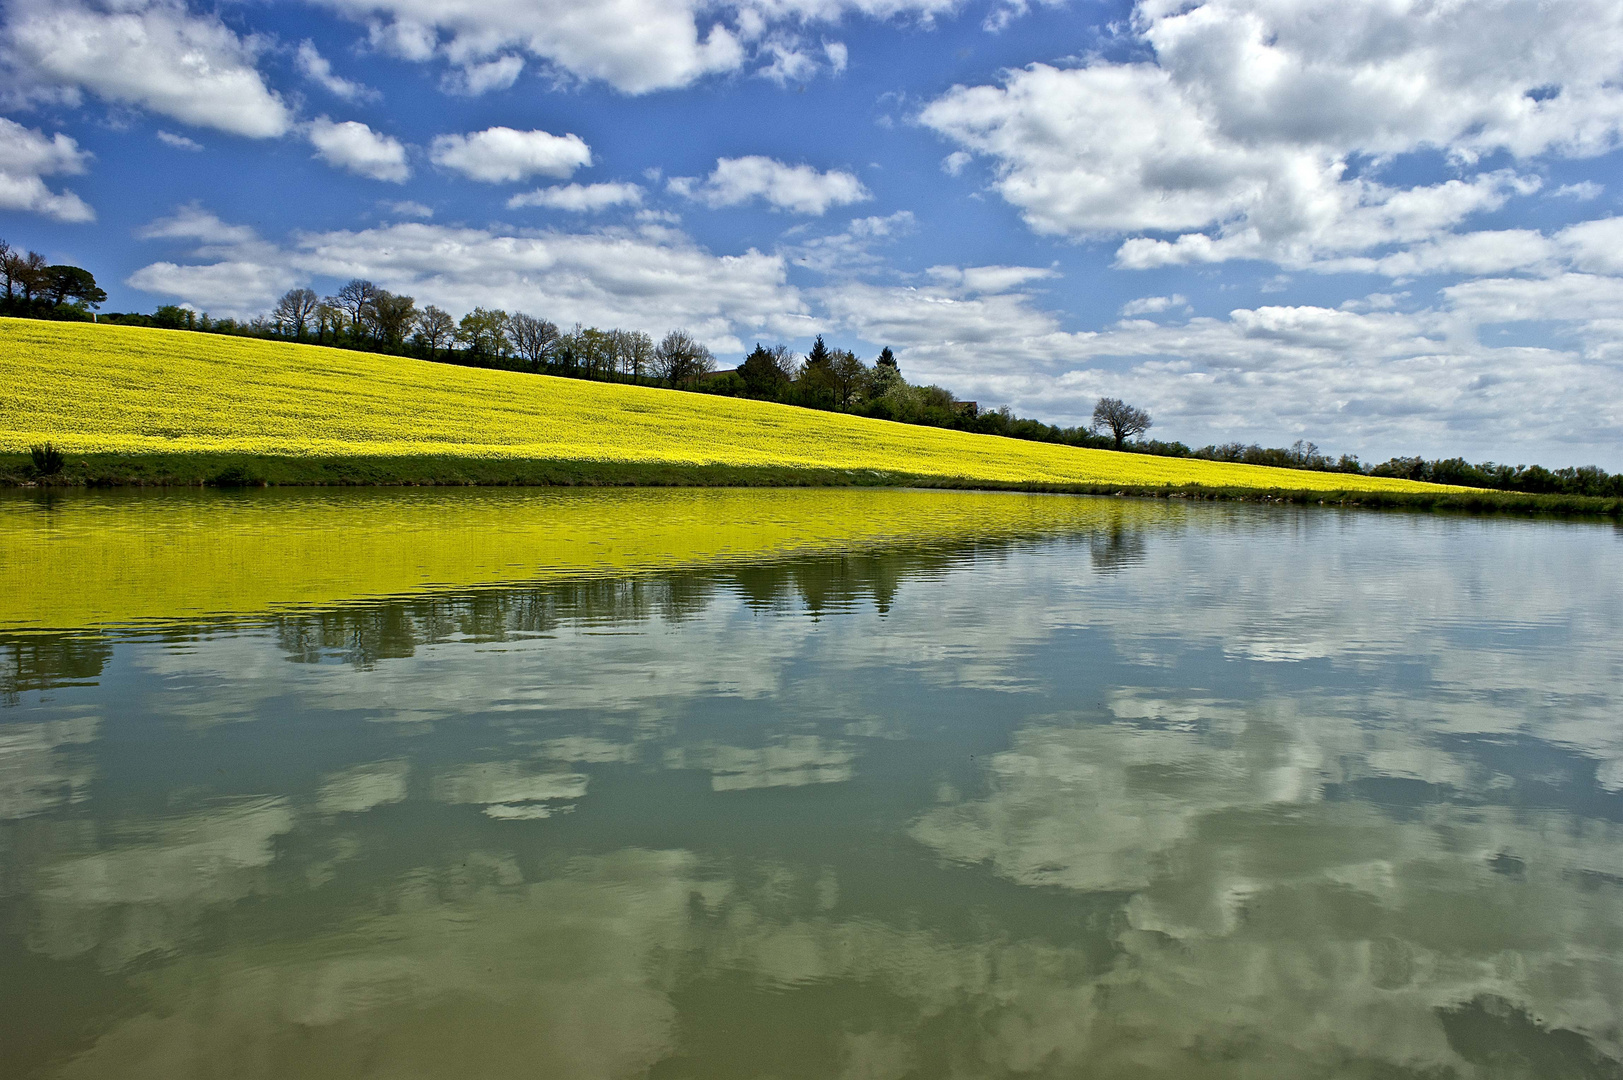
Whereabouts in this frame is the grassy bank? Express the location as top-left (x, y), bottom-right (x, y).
top-left (3, 449), bottom-right (1616, 518)
top-left (2, 318), bottom-right (1452, 495)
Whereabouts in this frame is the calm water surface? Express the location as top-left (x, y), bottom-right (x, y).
top-left (3, 489), bottom-right (1621, 1079)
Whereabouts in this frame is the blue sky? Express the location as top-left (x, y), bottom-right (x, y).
top-left (3, 0), bottom-right (1622, 465)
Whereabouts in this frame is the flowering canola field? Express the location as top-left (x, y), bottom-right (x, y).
top-left (2, 319), bottom-right (1444, 493)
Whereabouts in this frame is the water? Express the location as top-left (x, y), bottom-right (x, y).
top-left (2, 488), bottom-right (1621, 1079)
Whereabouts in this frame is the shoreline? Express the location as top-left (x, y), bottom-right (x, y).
top-left (4, 452), bottom-right (1619, 519)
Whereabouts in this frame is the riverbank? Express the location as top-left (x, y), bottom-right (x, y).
top-left (4, 451), bottom-right (1618, 519)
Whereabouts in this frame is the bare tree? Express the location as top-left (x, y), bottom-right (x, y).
top-left (1092, 397), bottom-right (1152, 450)
top-left (653, 329), bottom-right (714, 387)
top-left (622, 330), bottom-right (654, 381)
top-left (14, 251), bottom-right (46, 306)
top-left (509, 313), bottom-right (561, 371)
top-left (335, 279), bottom-right (378, 337)
top-left (413, 305), bottom-right (456, 358)
top-left (271, 288), bottom-right (320, 340)
top-left (0, 238), bottom-right (13, 303)
top-left (316, 300), bottom-right (347, 344)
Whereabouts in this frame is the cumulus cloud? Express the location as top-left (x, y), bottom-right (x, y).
top-left (921, 0), bottom-right (1623, 269)
top-left (135, 202), bottom-right (258, 246)
top-left (311, 0), bottom-right (955, 95)
top-left (129, 206), bottom-right (293, 313)
top-left (4, 0), bottom-right (291, 138)
top-left (126, 211), bottom-right (809, 347)
top-left (818, 267), bottom-right (1623, 464)
top-left (308, 117), bottom-right (411, 183)
top-left (295, 40), bottom-right (376, 102)
top-left (507, 181), bottom-right (643, 212)
top-left (669, 156), bottom-right (870, 214)
top-left (0, 116), bottom-right (93, 221)
top-left (125, 258), bottom-right (299, 316)
top-left (442, 54), bottom-right (524, 95)
top-left (784, 210), bottom-right (915, 274)
top-left (429, 126), bottom-right (591, 183)
top-left (1120, 294), bottom-right (1188, 317)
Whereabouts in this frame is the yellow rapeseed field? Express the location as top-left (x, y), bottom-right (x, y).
top-left (1, 318), bottom-right (1445, 493)
top-left (0, 487), bottom-right (1183, 631)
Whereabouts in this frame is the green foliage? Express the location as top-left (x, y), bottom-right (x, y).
top-left (455, 307), bottom-right (511, 361)
top-left (29, 443), bottom-right (64, 477)
top-left (740, 344), bottom-right (795, 398)
top-left (153, 305), bottom-right (196, 330)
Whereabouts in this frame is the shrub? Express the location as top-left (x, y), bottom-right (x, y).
top-left (29, 443), bottom-right (64, 476)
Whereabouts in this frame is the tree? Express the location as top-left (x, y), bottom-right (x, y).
top-left (798, 334), bottom-right (837, 407)
top-left (38, 265), bottom-right (106, 310)
top-left (412, 305), bottom-right (456, 358)
top-left (739, 343), bottom-right (795, 397)
top-left (371, 290), bottom-right (418, 348)
top-left (620, 330), bottom-right (654, 381)
top-left (316, 301), bottom-right (347, 345)
top-left (456, 307), bottom-right (510, 360)
top-left (1092, 397), bottom-right (1152, 450)
top-left (153, 304), bottom-right (196, 330)
top-left (572, 326), bottom-right (614, 378)
top-left (0, 238), bottom-right (15, 304)
top-left (866, 348), bottom-right (902, 400)
top-left (271, 288), bottom-right (319, 340)
top-left (509, 313), bottom-right (561, 371)
top-left (14, 251), bottom-right (47, 306)
top-left (830, 349), bottom-right (866, 410)
top-left (335, 279), bottom-right (378, 338)
top-left (653, 329), bottom-right (714, 387)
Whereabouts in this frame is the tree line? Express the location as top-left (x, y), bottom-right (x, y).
top-left (5, 243), bottom-right (1618, 499)
top-left (0, 240), bottom-right (107, 318)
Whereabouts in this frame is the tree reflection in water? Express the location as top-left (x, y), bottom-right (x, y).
top-left (1, 490), bottom-right (1621, 1079)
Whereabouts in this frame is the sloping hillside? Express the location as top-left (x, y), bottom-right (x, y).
top-left (0, 319), bottom-right (1445, 493)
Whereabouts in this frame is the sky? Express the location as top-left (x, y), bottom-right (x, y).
top-left (2, 0), bottom-right (1621, 466)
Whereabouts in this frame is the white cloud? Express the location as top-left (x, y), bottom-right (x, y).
top-left (921, 0), bottom-right (1623, 268)
top-left (126, 213), bottom-right (810, 349)
top-left (928, 264), bottom-right (1056, 294)
top-left (5, 0), bottom-right (291, 138)
top-left (783, 210), bottom-right (915, 275)
top-left (669, 156), bottom-right (870, 214)
top-left (129, 206), bottom-right (291, 313)
top-left (126, 259), bottom-right (298, 315)
top-left (755, 38), bottom-right (820, 85)
top-left (308, 118), bottom-right (411, 183)
top-left (135, 203), bottom-right (257, 246)
top-left (295, 40), bottom-right (376, 102)
top-left (1120, 294), bottom-right (1188, 317)
top-left (384, 200), bottom-right (434, 219)
top-left (1553, 181), bottom-right (1603, 201)
top-left (310, 0), bottom-right (957, 95)
top-left (429, 126), bottom-right (591, 183)
top-left (818, 266), bottom-right (1623, 465)
top-left (1556, 216), bottom-right (1623, 276)
top-left (155, 130), bottom-right (201, 151)
top-left (0, 116), bottom-right (93, 221)
top-left (507, 181), bottom-right (643, 212)
top-left (442, 54), bottom-right (524, 95)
